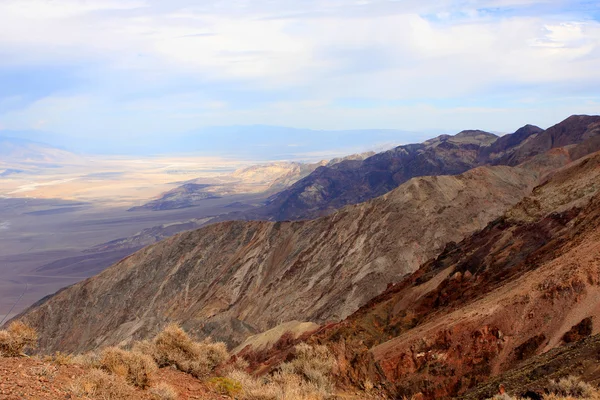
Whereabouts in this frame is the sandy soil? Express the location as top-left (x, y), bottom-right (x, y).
top-left (0, 155), bottom-right (253, 207)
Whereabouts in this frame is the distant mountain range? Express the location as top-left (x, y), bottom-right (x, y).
top-left (0, 136), bottom-right (83, 166)
top-left (208, 116), bottom-right (599, 222)
top-left (213, 127), bottom-right (538, 221)
top-left (132, 152), bottom-right (376, 212)
top-left (1, 126), bottom-right (420, 159)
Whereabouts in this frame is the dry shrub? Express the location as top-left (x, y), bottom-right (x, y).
top-left (221, 355), bottom-right (250, 376)
top-left (209, 376), bottom-right (243, 397)
top-left (363, 378), bottom-right (374, 393)
top-left (72, 351), bottom-right (101, 368)
top-left (0, 321), bottom-right (37, 357)
top-left (30, 364), bottom-right (58, 380)
top-left (544, 395), bottom-right (585, 400)
top-left (226, 369), bottom-right (279, 400)
top-left (225, 343), bottom-right (336, 400)
top-left (279, 343), bottom-right (335, 394)
top-left (44, 351), bottom-right (74, 366)
top-left (70, 368), bottom-right (136, 399)
top-left (132, 340), bottom-right (156, 359)
top-left (99, 346), bottom-right (157, 388)
top-left (487, 395), bottom-right (521, 400)
top-left (149, 382), bottom-right (178, 400)
top-left (135, 324), bottom-right (229, 378)
top-left (547, 376), bottom-right (596, 398)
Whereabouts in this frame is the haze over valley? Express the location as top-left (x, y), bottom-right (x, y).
top-left (0, 132), bottom-right (386, 321)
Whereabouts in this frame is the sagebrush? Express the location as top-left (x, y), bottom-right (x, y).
top-left (70, 368), bottom-right (136, 399)
top-left (225, 342), bottom-right (336, 400)
top-left (0, 321), bottom-right (37, 357)
top-left (99, 346), bottom-right (157, 388)
top-left (133, 323), bottom-right (228, 378)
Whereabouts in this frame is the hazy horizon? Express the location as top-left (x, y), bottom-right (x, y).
top-left (1, 0), bottom-right (598, 157)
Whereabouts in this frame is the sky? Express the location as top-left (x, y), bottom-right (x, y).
top-left (0, 0), bottom-right (599, 155)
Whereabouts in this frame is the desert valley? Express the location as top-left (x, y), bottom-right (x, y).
top-left (2, 1), bottom-right (600, 399)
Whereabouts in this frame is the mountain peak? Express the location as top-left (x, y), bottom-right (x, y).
top-left (454, 129), bottom-right (496, 138)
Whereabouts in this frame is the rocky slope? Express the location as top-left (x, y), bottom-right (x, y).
top-left (16, 158), bottom-right (555, 354)
top-left (294, 150), bottom-right (600, 399)
top-left (236, 129), bottom-right (501, 221)
top-left (229, 116), bottom-right (600, 222)
top-left (132, 154), bottom-right (374, 212)
top-left (496, 114), bottom-right (600, 166)
top-left (462, 331), bottom-right (600, 399)
top-left (0, 356), bottom-right (230, 400)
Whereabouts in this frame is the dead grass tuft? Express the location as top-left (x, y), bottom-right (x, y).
top-left (279, 342), bottom-right (335, 394)
top-left (99, 346), bottom-right (157, 388)
top-left (30, 364), bottom-right (58, 380)
top-left (0, 321), bottom-right (37, 357)
top-left (70, 368), bottom-right (136, 399)
top-left (486, 376), bottom-right (600, 400)
top-left (224, 343), bottom-right (336, 400)
top-left (149, 382), bottom-right (178, 400)
top-left (134, 324), bottom-right (229, 378)
top-left (72, 351), bottom-right (101, 368)
top-left (547, 376), bottom-right (596, 398)
top-left (43, 351), bottom-right (74, 366)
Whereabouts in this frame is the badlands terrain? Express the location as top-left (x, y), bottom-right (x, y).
top-left (2, 115), bottom-right (600, 400)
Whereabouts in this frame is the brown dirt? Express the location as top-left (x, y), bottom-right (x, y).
top-left (0, 357), bottom-right (228, 400)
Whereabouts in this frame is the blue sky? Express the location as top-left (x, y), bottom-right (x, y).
top-left (0, 0), bottom-right (599, 155)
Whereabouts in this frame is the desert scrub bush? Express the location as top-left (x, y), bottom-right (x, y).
top-left (225, 343), bottom-right (337, 400)
top-left (135, 324), bottom-right (229, 378)
top-left (71, 351), bottom-right (101, 368)
top-left (30, 364), bottom-right (58, 380)
top-left (226, 369), bottom-right (279, 400)
top-left (149, 382), bottom-right (178, 400)
top-left (278, 342), bottom-right (335, 394)
top-left (209, 376), bottom-right (243, 397)
top-left (43, 351), bottom-right (74, 365)
top-left (0, 321), bottom-right (37, 357)
top-left (70, 368), bottom-right (136, 399)
top-left (220, 355), bottom-right (250, 376)
top-left (99, 346), bottom-right (157, 388)
top-left (547, 376), bottom-right (595, 398)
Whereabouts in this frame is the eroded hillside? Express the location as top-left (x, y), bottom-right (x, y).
top-left (18, 161), bottom-right (549, 354)
top-left (301, 150), bottom-right (600, 399)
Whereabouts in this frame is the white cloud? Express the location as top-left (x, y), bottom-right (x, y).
top-left (0, 0), bottom-right (146, 19)
top-left (0, 0), bottom-right (598, 135)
